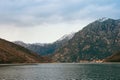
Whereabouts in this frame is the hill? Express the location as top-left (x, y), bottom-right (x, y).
top-left (0, 38), bottom-right (50, 63)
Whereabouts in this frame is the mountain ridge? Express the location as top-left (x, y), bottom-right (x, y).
top-left (52, 18), bottom-right (120, 62)
top-left (13, 18), bottom-right (120, 62)
top-left (14, 33), bottom-right (75, 56)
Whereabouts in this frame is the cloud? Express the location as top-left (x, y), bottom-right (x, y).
top-left (71, 4), bottom-right (120, 19)
top-left (0, 0), bottom-right (120, 27)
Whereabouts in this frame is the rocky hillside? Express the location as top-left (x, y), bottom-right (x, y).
top-left (0, 38), bottom-right (51, 63)
top-left (52, 18), bottom-right (120, 62)
top-left (14, 33), bottom-right (75, 56)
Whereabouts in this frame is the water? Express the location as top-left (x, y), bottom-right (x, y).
top-left (0, 63), bottom-right (120, 80)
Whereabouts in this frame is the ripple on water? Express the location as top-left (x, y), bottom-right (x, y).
top-left (0, 63), bottom-right (119, 80)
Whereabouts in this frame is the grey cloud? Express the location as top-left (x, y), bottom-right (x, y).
top-left (0, 0), bottom-right (120, 27)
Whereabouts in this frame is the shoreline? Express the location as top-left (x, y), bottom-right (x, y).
top-left (0, 62), bottom-right (120, 66)
top-left (0, 63), bottom-right (38, 67)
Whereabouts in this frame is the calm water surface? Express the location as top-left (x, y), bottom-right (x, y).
top-left (0, 63), bottom-right (120, 80)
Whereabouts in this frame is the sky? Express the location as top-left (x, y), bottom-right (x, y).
top-left (0, 0), bottom-right (120, 43)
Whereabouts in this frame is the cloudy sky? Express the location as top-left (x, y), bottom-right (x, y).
top-left (0, 0), bottom-right (120, 43)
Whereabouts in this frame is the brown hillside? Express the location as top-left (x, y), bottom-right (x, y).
top-left (0, 38), bottom-right (50, 63)
top-left (104, 52), bottom-right (120, 62)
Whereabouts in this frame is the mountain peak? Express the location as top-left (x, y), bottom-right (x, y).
top-left (57, 32), bottom-right (75, 41)
top-left (97, 17), bottom-right (110, 22)
top-left (83, 18), bottom-right (120, 33)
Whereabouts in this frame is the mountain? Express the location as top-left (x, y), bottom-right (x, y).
top-left (0, 38), bottom-right (50, 63)
top-left (52, 18), bottom-right (120, 62)
top-left (56, 32), bottom-right (75, 42)
top-left (103, 52), bottom-right (120, 62)
top-left (14, 33), bottom-right (75, 56)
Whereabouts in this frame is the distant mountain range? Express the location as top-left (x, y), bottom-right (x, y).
top-left (0, 38), bottom-right (51, 63)
top-left (14, 18), bottom-right (120, 63)
top-left (1, 18), bottom-right (119, 63)
top-left (52, 18), bottom-right (120, 62)
top-left (14, 33), bottom-right (75, 56)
